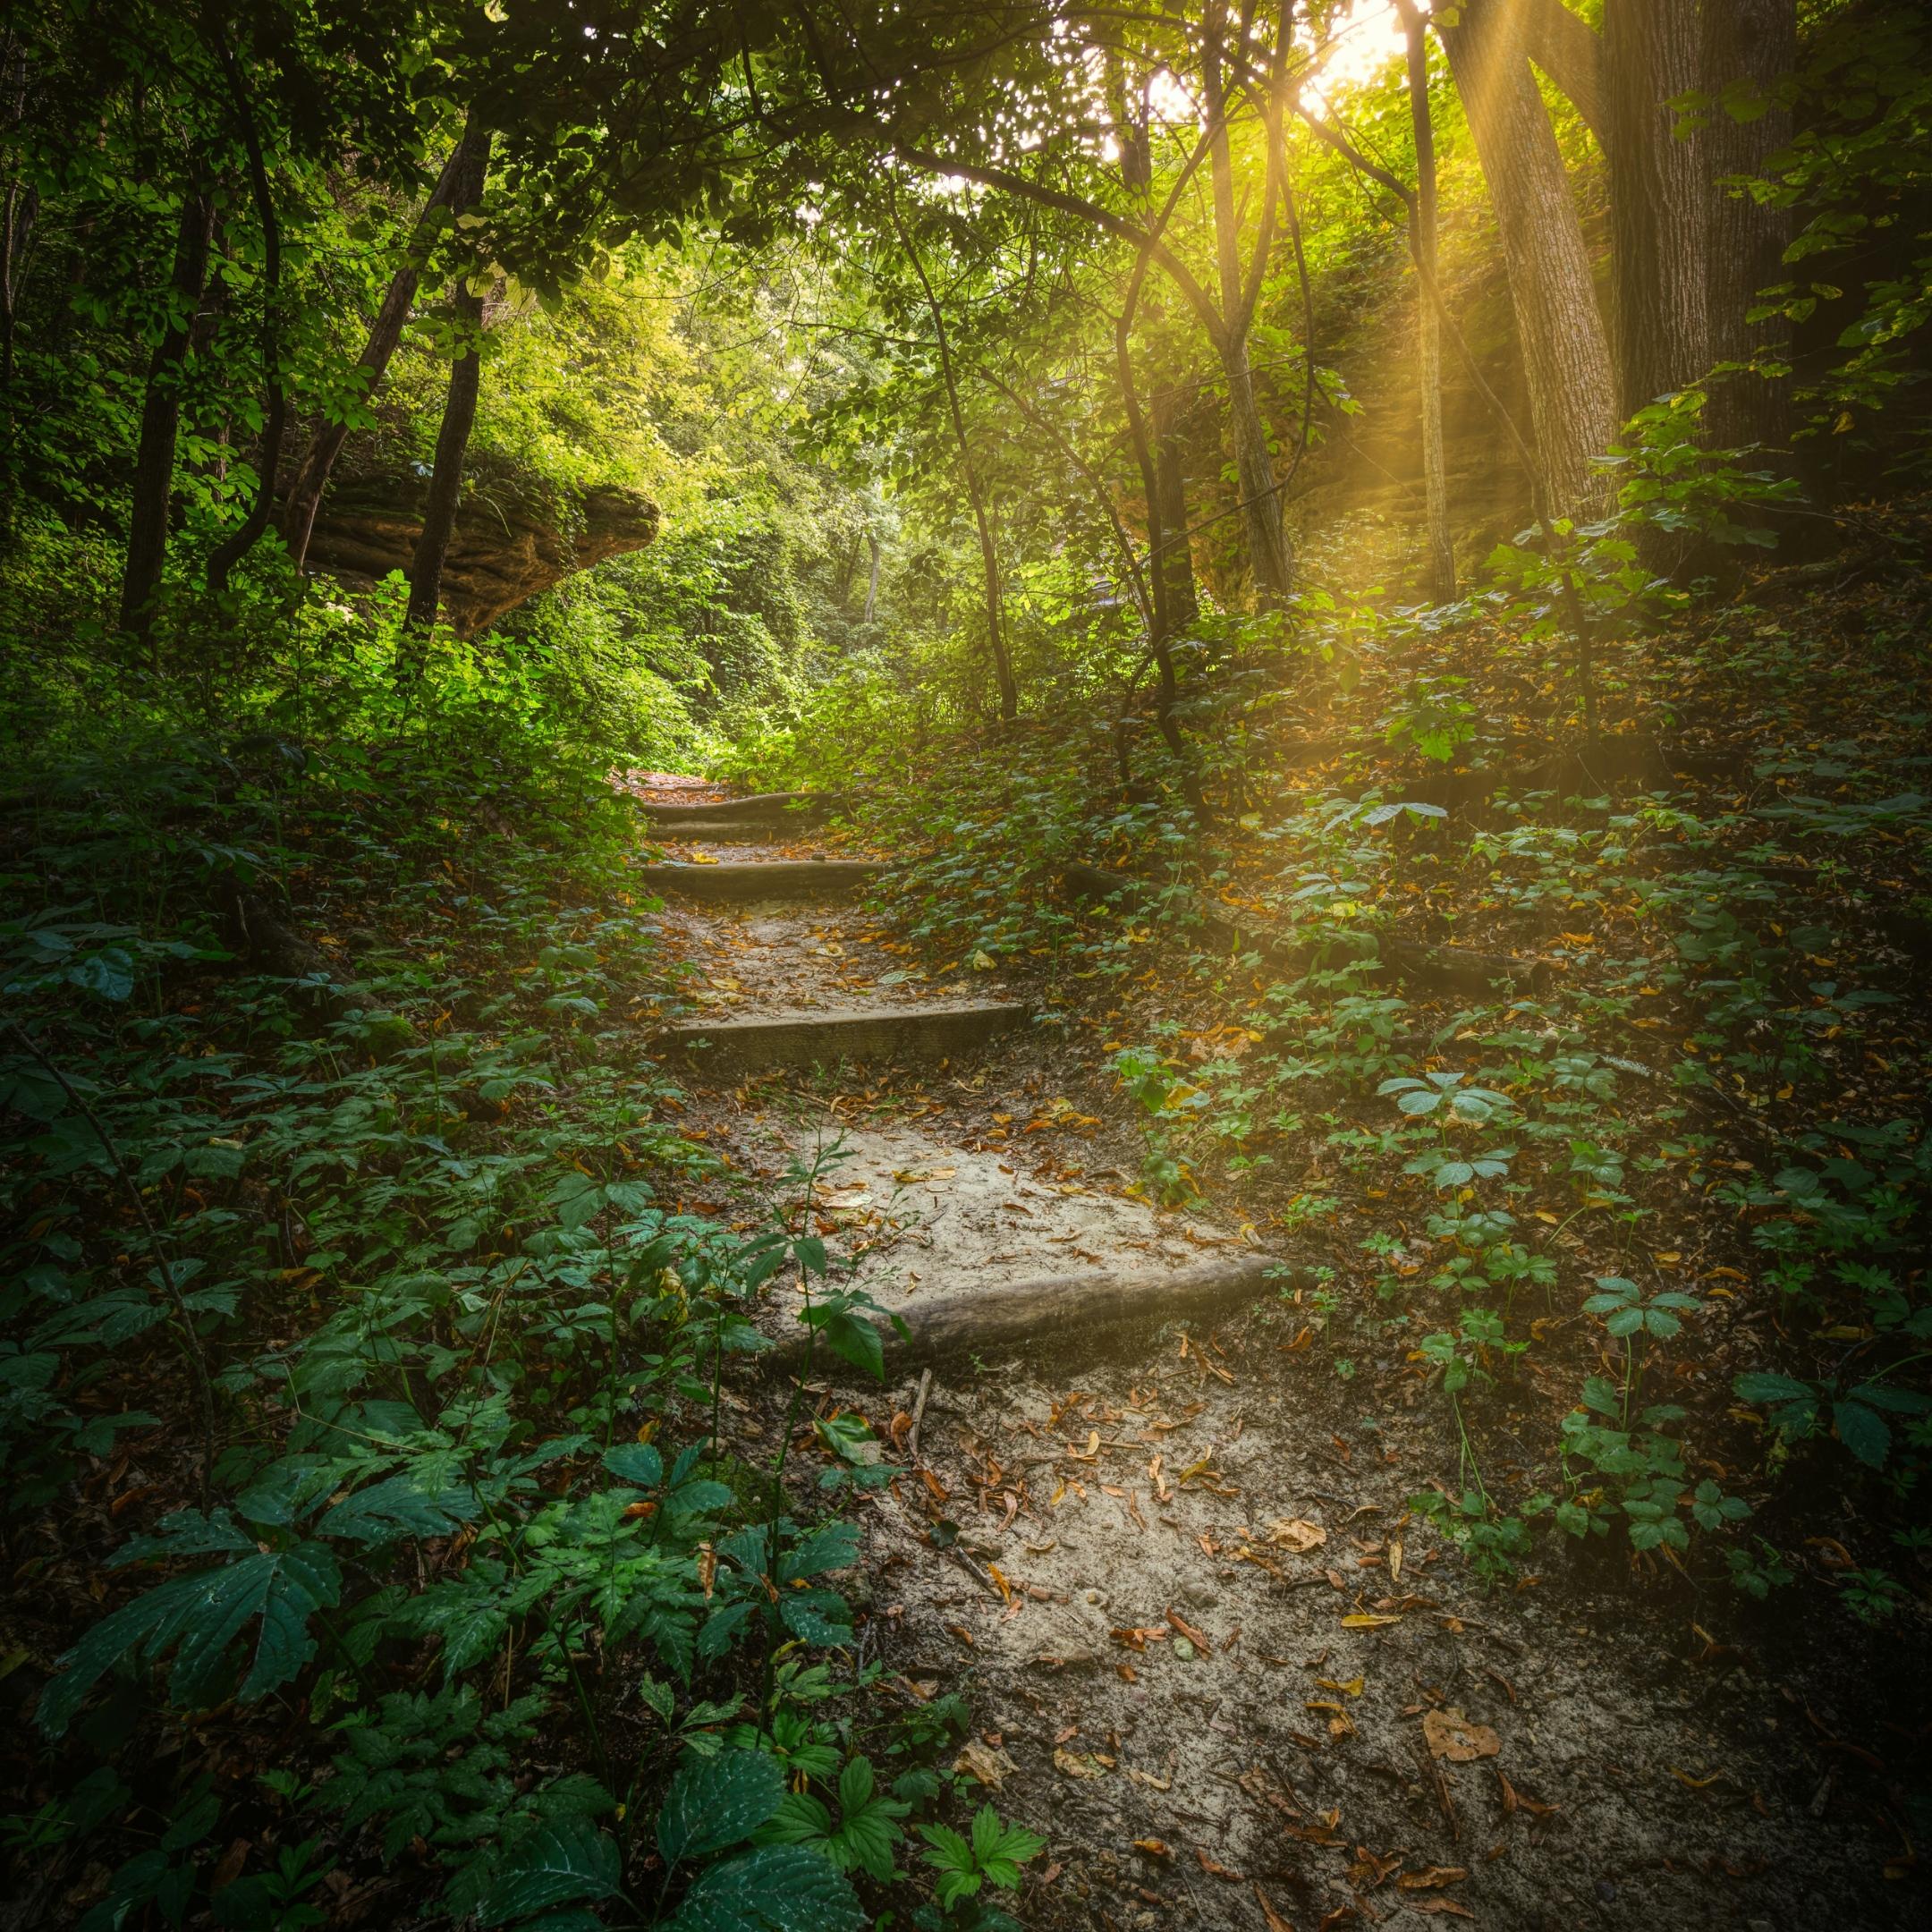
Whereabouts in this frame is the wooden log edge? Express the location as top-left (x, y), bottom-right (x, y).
top-left (761, 1253), bottom-right (1310, 1377)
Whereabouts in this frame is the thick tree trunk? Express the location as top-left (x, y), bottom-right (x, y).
top-left (1437, 0), bottom-right (1617, 520)
top-left (404, 128), bottom-right (493, 637)
top-left (119, 192), bottom-right (214, 644)
top-left (1149, 380), bottom-right (1197, 632)
top-left (1699, 0), bottom-right (1795, 450)
top-left (281, 115), bottom-right (489, 571)
top-left (1399, 0), bottom-right (1455, 600)
top-left (1605, 0), bottom-right (1710, 418)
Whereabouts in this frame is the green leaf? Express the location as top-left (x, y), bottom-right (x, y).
top-left (658, 1750), bottom-right (787, 1864)
top-left (815, 1308), bottom-right (883, 1381)
top-left (39, 1542), bottom-right (341, 1737)
top-left (1833, 1399), bottom-right (1891, 1470)
top-left (667, 1845), bottom-right (862, 1931)
top-left (604, 1443), bottom-right (664, 1487)
top-left (1733, 1371), bottom-right (1814, 1405)
top-left (478, 1816), bottom-right (620, 1927)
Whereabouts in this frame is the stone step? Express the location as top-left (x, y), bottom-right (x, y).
top-left (644, 817), bottom-right (820, 843)
top-left (642, 790), bottom-right (841, 826)
top-left (638, 860), bottom-right (886, 902)
top-left (657, 999), bottom-right (1027, 1075)
top-left (762, 1253), bottom-right (1305, 1373)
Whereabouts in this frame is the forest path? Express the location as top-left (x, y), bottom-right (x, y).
top-left (632, 784), bottom-right (1902, 1932)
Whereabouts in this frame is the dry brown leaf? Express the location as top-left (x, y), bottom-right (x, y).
top-left (1166, 1607), bottom-right (1212, 1650)
top-left (953, 1741), bottom-right (1016, 1788)
top-left (1341, 1613), bottom-right (1402, 1630)
top-left (1269, 1517), bottom-right (1328, 1552)
top-left (1054, 1747), bottom-right (1109, 1780)
top-left (1194, 1848), bottom-right (1242, 1881)
top-left (1398, 1866), bottom-right (1470, 1890)
top-left (1423, 1707), bottom-right (1500, 1762)
top-left (1254, 1883), bottom-right (1297, 1932)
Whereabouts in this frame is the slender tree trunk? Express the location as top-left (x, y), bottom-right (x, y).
top-left (282, 114), bottom-right (488, 570)
top-left (206, 38), bottom-right (285, 596)
top-left (862, 531), bottom-right (880, 623)
top-left (404, 287), bottom-right (484, 633)
top-left (1398, 0), bottom-right (1455, 600)
top-left (889, 190), bottom-right (1016, 722)
top-left (1605, 0), bottom-right (1710, 417)
top-left (1149, 381), bottom-right (1197, 631)
top-left (404, 128), bottom-right (494, 638)
top-left (1, 40), bottom-right (36, 455)
top-left (1437, 0), bottom-right (1618, 520)
top-left (1700, 0), bottom-right (1795, 450)
top-left (120, 191), bottom-right (213, 645)
top-left (1202, 4), bottom-right (1292, 603)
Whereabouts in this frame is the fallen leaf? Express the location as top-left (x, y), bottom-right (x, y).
top-left (1423, 1707), bottom-right (1500, 1762)
top-left (953, 1741), bottom-right (1016, 1788)
top-left (1132, 1838), bottom-right (1171, 1859)
top-left (1055, 1748), bottom-right (1109, 1780)
top-left (1398, 1866), bottom-right (1470, 1890)
top-left (1195, 1848), bottom-right (1242, 1881)
top-left (1254, 1882), bottom-right (1297, 1932)
top-left (1341, 1614), bottom-right (1402, 1630)
top-left (1269, 1517), bottom-right (1328, 1553)
top-left (1167, 1607), bottom-right (1211, 1650)
top-left (1404, 1902), bottom-right (1475, 1919)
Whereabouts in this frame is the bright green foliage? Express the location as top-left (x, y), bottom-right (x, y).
top-left (917, 1807), bottom-right (1046, 1911)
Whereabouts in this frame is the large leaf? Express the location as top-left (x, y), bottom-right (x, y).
top-left (658, 1750), bottom-right (786, 1865)
top-left (1833, 1398), bottom-right (1892, 1470)
top-left (478, 1815), bottom-right (621, 1927)
top-left (667, 1846), bottom-right (861, 1932)
top-left (39, 1541), bottom-right (341, 1736)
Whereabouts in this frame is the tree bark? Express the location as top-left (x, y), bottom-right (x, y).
top-left (1699, 0), bottom-right (1795, 450)
top-left (1604, 0), bottom-right (1710, 418)
top-left (120, 191), bottom-right (214, 645)
top-left (1202, 3), bottom-right (1292, 602)
top-left (1149, 380), bottom-right (1198, 631)
top-left (404, 128), bottom-right (493, 637)
top-left (281, 114), bottom-right (490, 571)
top-left (1437, 0), bottom-right (1618, 521)
top-left (205, 37), bottom-right (285, 596)
top-left (862, 530), bottom-right (880, 623)
top-left (889, 189), bottom-right (1016, 722)
top-left (1398, 0), bottom-right (1455, 600)
top-left (1519, 0), bottom-right (1608, 148)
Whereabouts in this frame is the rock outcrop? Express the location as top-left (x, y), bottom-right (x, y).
top-left (304, 453), bottom-right (658, 635)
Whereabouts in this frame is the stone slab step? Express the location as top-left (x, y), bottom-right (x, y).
top-left (639, 860), bottom-right (886, 902)
top-left (657, 1000), bottom-right (1027, 1074)
top-left (763, 1254), bottom-right (1307, 1373)
top-left (644, 817), bottom-right (821, 843)
top-left (642, 790), bottom-right (841, 826)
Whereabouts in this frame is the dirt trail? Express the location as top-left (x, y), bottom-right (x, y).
top-left (639, 792), bottom-right (1911, 1932)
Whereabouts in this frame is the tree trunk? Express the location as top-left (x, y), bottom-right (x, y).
top-left (119, 191), bottom-right (213, 645)
top-left (281, 114), bottom-right (490, 571)
top-left (890, 190), bottom-right (1016, 722)
top-left (1399, 0), bottom-right (1455, 600)
top-left (1149, 380), bottom-right (1197, 631)
top-left (862, 531), bottom-right (880, 623)
top-left (1437, 0), bottom-right (1618, 520)
top-left (206, 38), bottom-right (285, 597)
top-left (1605, 0), bottom-right (1710, 417)
top-left (1699, 0), bottom-right (1795, 451)
top-left (1203, 5), bottom-right (1292, 602)
top-left (404, 128), bottom-right (494, 637)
